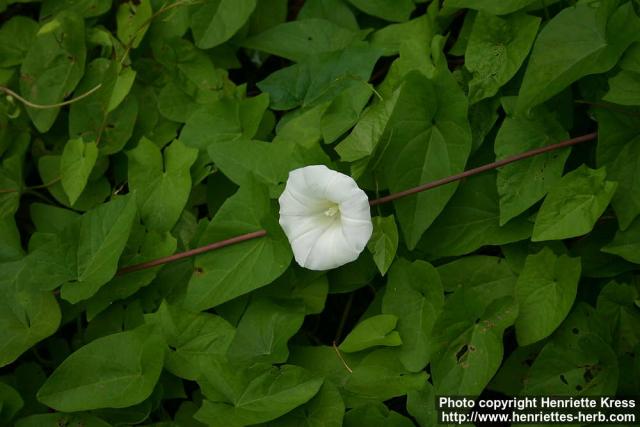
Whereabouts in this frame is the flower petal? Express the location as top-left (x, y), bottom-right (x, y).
top-left (278, 165), bottom-right (373, 271)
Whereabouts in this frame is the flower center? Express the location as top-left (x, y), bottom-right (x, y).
top-left (324, 204), bottom-right (340, 218)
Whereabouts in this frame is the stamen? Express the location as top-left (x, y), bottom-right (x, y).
top-left (324, 205), bottom-right (340, 217)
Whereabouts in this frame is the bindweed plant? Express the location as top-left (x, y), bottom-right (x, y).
top-left (0, 0), bottom-right (640, 426)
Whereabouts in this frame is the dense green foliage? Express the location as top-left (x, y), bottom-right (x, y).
top-left (1, 0), bottom-right (640, 425)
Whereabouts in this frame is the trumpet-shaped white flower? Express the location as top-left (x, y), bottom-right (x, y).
top-left (278, 165), bottom-right (373, 271)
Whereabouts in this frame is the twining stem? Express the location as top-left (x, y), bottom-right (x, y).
top-left (368, 132), bottom-right (597, 206)
top-left (116, 230), bottom-right (267, 275)
top-left (0, 85), bottom-right (102, 109)
top-left (0, 177), bottom-right (61, 194)
top-left (116, 132), bottom-right (597, 275)
top-left (335, 293), bottom-right (355, 343)
top-left (119, 0), bottom-right (202, 65)
top-left (332, 341), bottom-right (353, 374)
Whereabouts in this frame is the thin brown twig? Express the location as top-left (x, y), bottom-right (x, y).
top-left (114, 132), bottom-right (597, 276)
top-left (0, 176), bottom-right (61, 194)
top-left (116, 230), bottom-right (267, 275)
top-left (0, 85), bottom-right (102, 109)
top-left (368, 132), bottom-right (598, 206)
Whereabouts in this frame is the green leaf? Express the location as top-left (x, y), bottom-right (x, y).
top-left (116, 0), bottom-right (152, 48)
top-left (522, 335), bottom-right (618, 395)
top-left (371, 16), bottom-right (433, 57)
top-left (343, 349), bottom-right (427, 406)
top-left (180, 95), bottom-right (269, 150)
top-left (60, 194), bottom-right (138, 303)
top-left (227, 297), bottom-right (305, 364)
top-left (298, 0), bottom-right (359, 31)
top-left (602, 216), bottom-right (640, 264)
top-left (17, 233), bottom-right (76, 293)
top-left (0, 133), bottom-right (28, 219)
top-left (596, 281), bottom-right (640, 353)
top-left (182, 180), bottom-right (291, 311)
top-left (516, 1), bottom-right (640, 113)
top-left (444, 0), bottom-right (538, 15)
top-left (15, 413), bottom-right (111, 427)
top-left (261, 382), bottom-right (344, 427)
top-left (466, 12), bottom-right (539, 104)
top-left (570, 221), bottom-right (635, 278)
top-left (257, 267), bottom-right (328, 315)
top-left (0, 217), bottom-right (23, 262)
top-left (108, 67), bottom-right (136, 112)
top-left (249, 0), bottom-right (288, 34)
top-left (257, 42), bottom-right (381, 110)
top-left (339, 314), bottom-right (402, 353)
top-left (144, 301), bottom-right (235, 381)
top-left (37, 325), bottom-right (165, 412)
top-left (335, 87), bottom-right (399, 164)
top-left (0, 16), bottom-right (38, 68)
top-left (515, 248), bottom-right (581, 346)
top-left (19, 11), bottom-right (86, 132)
top-left (0, 261), bottom-right (61, 367)
top-left (328, 252), bottom-right (377, 294)
top-left (489, 341), bottom-right (544, 395)
top-left (382, 258), bottom-right (444, 372)
top-left (68, 58), bottom-right (138, 155)
top-left (41, 0), bottom-right (112, 18)
top-left (604, 70), bottom-right (640, 105)
top-left (431, 256), bottom-right (518, 395)
top-left (243, 19), bottom-right (361, 62)
top-left (345, 0), bottom-right (414, 22)
top-left (419, 173), bottom-right (533, 257)
top-left (191, 0), bottom-right (257, 49)
top-left (495, 106), bottom-right (570, 224)
top-left (321, 83), bottom-right (372, 144)
top-left (0, 382), bottom-right (23, 424)
top-left (196, 364), bottom-right (323, 427)
top-left (38, 155), bottom-right (111, 211)
top-left (406, 383), bottom-right (438, 427)
top-left (206, 139), bottom-right (293, 188)
top-left (289, 345), bottom-right (363, 388)
top-left (431, 296), bottom-right (518, 395)
top-left (85, 225), bottom-right (177, 319)
top-left (60, 138), bottom-right (98, 205)
top-left (94, 94), bottom-right (139, 155)
top-left (437, 255), bottom-right (517, 295)
top-left (366, 215), bottom-right (399, 276)
top-left (379, 70), bottom-right (472, 249)
top-left (532, 166), bottom-right (617, 241)
top-left (344, 402), bottom-right (415, 427)
top-left (595, 109), bottom-right (640, 229)
top-left (153, 43), bottom-right (230, 123)
top-left (127, 138), bottom-right (198, 231)
top-left (615, 64), bottom-right (640, 104)
top-left (29, 203), bottom-right (79, 234)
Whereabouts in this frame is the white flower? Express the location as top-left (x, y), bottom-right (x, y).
top-left (278, 165), bottom-right (373, 271)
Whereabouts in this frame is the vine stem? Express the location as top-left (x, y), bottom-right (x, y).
top-left (368, 132), bottom-right (597, 206)
top-left (119, 0), bottom-right (202, 65)
top-left (332, 341), bottom-right (353, 374)
top-left (0, 177), bottom-right (61, 194)
top-left (116, 132), bottom-right (597, 275)
top-left (116, 230), bottom-right (267, 275)
top-left (0, 85), bottom-right (102, 109)
top-left (335, 293), bottom-right (355, 343)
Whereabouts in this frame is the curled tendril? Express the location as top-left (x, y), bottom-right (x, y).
top-left (0, 84), bottom-right (102, 110)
